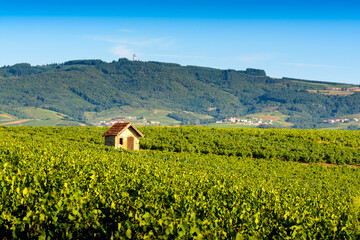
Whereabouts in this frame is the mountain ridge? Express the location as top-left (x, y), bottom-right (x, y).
top-left (1, 58), bottom-right (359, 128)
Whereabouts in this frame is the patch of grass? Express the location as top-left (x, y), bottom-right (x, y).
top-left (0, 112), bottom-right (16, 121)
top-left (19, 107), bottom-right (65, 119)
top-left (0, 107), bottom-right (83, 126)
top-left (85, 106), bottom-right (183, 126)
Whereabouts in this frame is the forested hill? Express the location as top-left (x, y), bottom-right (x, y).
top-left (0, 58), bottom-right (359, 128)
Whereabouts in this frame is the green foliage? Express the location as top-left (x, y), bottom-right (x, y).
top-left (1, 126), bottom-right (360, 238)
top-left (140, 126), bottom-right (360, 164)
top-left (245, 68), bottom-right (266, 76)
top-left (64, 59), bottom-right (105, 66)
top-left (0, 59), bottom-right (359, 128)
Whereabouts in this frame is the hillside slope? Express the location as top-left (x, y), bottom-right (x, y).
top-left (0, 59), bottom-right (359, 128)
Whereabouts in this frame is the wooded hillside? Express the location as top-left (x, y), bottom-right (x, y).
top-left (1, 58), bottom-right (359, 128)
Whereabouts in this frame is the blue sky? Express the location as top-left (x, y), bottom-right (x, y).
top-left (0, 0), bottom-right (359, 84)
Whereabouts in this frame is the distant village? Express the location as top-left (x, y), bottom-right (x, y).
top-left (216, 117), bottom-right (273, 126)
top-left (91, 115), bottom-right (359, 127)
top-left (322, 118), bottom-right (358, 124)
top-left (92, 115), bottom-right (276, 127)
top-left (92, 116), bottom-right (160, 126)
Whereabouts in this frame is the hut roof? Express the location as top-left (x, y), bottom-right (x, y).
top-left (102, 122), bottom-right (144, 137)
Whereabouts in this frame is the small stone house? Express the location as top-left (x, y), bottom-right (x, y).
top-left (102, 122), bottom-right (144, 150)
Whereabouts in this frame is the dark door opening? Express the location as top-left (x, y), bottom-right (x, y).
top-left (127, 137), bottom-right (134, 150)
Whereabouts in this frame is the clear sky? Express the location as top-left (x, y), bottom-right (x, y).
top-left (1, 0), bottom-right (359, 84)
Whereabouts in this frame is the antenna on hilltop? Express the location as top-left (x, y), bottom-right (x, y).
top-left (133, 53), bottom-right (137, 61)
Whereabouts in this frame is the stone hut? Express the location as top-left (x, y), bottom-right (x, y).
top-left (102, 122), bottom-right (144, 150)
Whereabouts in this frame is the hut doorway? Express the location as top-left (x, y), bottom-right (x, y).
top-left (127, 137), bottom-right (134, 150)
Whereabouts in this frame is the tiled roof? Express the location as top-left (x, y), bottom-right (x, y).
top-left (102, 122), bottom-right (144, 137)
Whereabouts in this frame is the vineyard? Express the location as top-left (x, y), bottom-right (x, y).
top-left (140, 126), bottom-right (360, 165)
top-left (0, 126), bottom-right (360, 239)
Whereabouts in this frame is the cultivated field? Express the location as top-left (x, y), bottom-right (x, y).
top-left (1, 126), bottom-right (360, 238)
